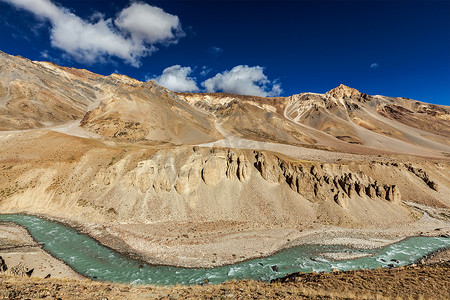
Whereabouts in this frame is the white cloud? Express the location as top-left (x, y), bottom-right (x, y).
top-left (1, 0), bottom-right (183, 66)
top-left (200, 66), bottom-right (212, 76)
top-left (208, 46), bottom-right (223, 56)
top-left (151, 65), bottom-right (199, 92)
top-left (115, 3), bottom-right (183, 44)
top-left (40, 50), bottom-right (50, 59)
top-left (370, 62), bottom-right (379, 69)
top-left (202, 65), bottom-right (282, 97)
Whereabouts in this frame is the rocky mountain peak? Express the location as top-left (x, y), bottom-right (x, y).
top-left (109, 73), bottom-right (143, 86)
top-left (326, 84), bottom-right (361, 99)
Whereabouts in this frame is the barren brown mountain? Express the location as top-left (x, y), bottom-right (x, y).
top-left (0, 50), bottom-right (449, 274)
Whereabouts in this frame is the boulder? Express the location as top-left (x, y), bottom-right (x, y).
top-left (25, 268), bottom-right (34, 277)
top-left (0, 256), bottom-right (7, 272)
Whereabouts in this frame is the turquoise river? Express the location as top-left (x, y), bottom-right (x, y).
top-left (0, 214), bottom-right (448, 285)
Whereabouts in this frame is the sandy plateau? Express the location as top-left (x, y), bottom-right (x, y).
top-left (0, 50), bottom-right (449, 294)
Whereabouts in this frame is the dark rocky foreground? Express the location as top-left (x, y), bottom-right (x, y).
top-left (272, 263), bottom-right (449, 299)
top-left (0, 249), bottom-right (449, 300)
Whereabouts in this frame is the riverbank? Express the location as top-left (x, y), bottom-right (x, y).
top-left (0, 201), bottom-right (449, 275)
top-left (0, 210), bottom-right (448, 286)
top-left (0, 222), bottom-right (83, 280)
top-left (34, 201), bottom-right (450, 269)
top-left (0, 213), bottom-right (449, 298)
top-left (1, 259), bottom-right (448, 299)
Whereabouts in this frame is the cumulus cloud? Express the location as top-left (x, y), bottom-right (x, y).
top-left (1, 0), bottom-right (183, 66)
top-left (151, 65), bottom-right (199, 92)
top-left (115, 3), bottom-right (183, 44)
top-left (202, 65), bottom-right (282, 97)
top-left (370, 62), bottom-right (379, 69)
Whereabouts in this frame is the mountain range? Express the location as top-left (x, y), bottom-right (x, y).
top-left (0, 50), bottom-right (449, 267)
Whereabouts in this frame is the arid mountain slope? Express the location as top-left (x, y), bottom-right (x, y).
top-left (1, 50), bottom-right (449, 155)
top-left (79, 79), bottom-right (220, 144)
top-left (0, 51), bottom-right (102, 130)
top-left (0, 51), bottom-right (219, 144)
top-left (179, 85), bottom-right (450, 157)
top-left (286, 85), bottom-right (450, 152)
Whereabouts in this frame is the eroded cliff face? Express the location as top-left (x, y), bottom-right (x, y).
top-left (1, 132), bottom-right (446, 229)
top-left (253, 151), bottom-right (402, 208)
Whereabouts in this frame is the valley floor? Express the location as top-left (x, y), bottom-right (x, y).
top-left (0, 203), bottom-right (449, 280)
top-left (50, 202), bottom-right (450, 268)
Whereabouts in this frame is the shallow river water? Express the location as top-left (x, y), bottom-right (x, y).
top-left (0, 214), bottom-right (448, 285)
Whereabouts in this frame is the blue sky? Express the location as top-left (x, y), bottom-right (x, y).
top-left (0, 0), bottom-right (449, 105)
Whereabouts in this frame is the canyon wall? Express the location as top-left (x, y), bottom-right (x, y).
top-left (1, 133), bottom-right (447, 229)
